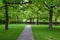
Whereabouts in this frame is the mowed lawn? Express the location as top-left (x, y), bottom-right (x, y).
top-left (0, 24), bottom-right (25, 40)
top-left (32, 24), bottom-right (60, 40)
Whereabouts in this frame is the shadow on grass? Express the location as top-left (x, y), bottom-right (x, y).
top-left (32, 24), bottom-right (60, 40)
top-left (0, 24), bottom-right (25, 40)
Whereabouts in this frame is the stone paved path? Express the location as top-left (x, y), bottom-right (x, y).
top-left (17, 25), bottom-right (34, 40)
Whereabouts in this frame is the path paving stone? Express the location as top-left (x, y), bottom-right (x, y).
top-left (17, 25), bottom-right (34, 40)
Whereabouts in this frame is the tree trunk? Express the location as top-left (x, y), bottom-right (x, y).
top-left (5, 3), bottom-right (8, 30)
top-left (49, 6), bottom-right (53, 30)
top-left (55, 17), bottom-right (57, 25)
top-left (30, 18), bottom-right (32, 23)
top-left (16, 15), bottom-right (19, 24)
top-left (55, 10), bottom-right (60, 25)
top-left (36, 12), bottom-right (39, 24)
top-left (37, 17), bottom-right (38, 24)
top-left (33, 18), bottom-right (34, 23)
top-left (26, 19), bottom-right (27, 22)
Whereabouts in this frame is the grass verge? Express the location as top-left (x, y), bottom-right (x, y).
top-left (0, 24), bottom-right (25, 40)
top-left (32, 24), bottom-right (60, 40)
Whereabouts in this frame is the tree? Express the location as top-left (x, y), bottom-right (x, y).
top-left (53, 7), bottom-right (60, 24)
top-left (3, 0), bottom-right (32, 30)
top-left (43, 0), bottom-right (60, 30)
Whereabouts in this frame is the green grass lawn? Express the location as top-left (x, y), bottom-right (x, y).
top-left (0, 24), bottom-right (25, 40)
top-left (32, 24), bottom-right (60, 40)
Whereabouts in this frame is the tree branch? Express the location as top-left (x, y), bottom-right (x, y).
top-left (57, 6), bottom-right (60, 7)
top-left (7, 4), bottom-right (18, 9)
top-left (43, 1), bottom-right (50, 9)
top-left (0, 6), bottom-right (5, 10)
top-left (7, 1), bottom-right (32, 4)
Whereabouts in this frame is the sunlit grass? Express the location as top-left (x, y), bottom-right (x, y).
top-left (32, 24), bottom-right (60, 40)
top-left (0, 24), bottom-right (25, 40)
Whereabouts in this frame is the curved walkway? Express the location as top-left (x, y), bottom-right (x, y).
top-left (17, 25), bottom-right (34, 40)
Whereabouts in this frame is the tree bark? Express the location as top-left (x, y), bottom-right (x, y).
top-left (55, 10), bottom-right (60, 25)
top-left (37, 17), bottom-right (39, 24)
top-left (49, 6), bottom-right (53, 30)
top-left (37, 12), bottom-right (39, 24)
top-left (55, 17), bottom-right (57, 25)
top-left (5, 3), bottom-right (8, 30)
top-left (33, 18), bottom-right (34, 23)
top-left (30, 18), bottom-right (32, 23)
top-left (16, 15), bottom-right (19, 24)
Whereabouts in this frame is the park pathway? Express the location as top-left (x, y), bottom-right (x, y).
top-left (17, 25), bottom-right (34, 40)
